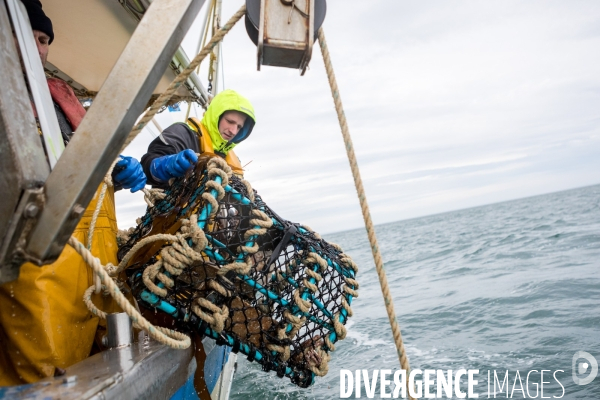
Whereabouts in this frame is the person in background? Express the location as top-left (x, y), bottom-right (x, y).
top-left (141, 89), bottom-right (256, 188)
top-left (21, 0), bottom-right (144, 190)
top-left (0, 0), bottom-right (145, 385)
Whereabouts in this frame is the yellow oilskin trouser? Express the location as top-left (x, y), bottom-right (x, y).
top-left (0, 186), bottom-right (121, 385)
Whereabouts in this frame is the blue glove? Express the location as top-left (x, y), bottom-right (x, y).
top-left (150, 149), bottom-right (198, 182)
top-left (113, 155), bottom-right (147, 193)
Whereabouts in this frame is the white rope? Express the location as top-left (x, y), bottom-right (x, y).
top-left (88, 158), bottom-right (119, 294)
top-left (69, 237), bottom-right (191, 349)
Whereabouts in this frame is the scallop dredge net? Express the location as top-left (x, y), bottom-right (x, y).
top-left (119, 157), bottom-right (359, 387)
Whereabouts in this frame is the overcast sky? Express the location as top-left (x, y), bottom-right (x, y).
top-left (116, 0), bottom-right (600, 234)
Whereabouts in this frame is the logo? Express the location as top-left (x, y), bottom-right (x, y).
top-left (572, 351), bottom-right (598, 385)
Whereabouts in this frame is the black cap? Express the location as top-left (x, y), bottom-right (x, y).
top-left (21, 0), bottom-right (54, 44)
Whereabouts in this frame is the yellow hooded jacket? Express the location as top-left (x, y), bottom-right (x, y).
top-left (187, 89), bottom-right (256, 175)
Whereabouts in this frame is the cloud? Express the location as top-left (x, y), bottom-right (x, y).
top-left (116, 0), bottom-right (600, 234)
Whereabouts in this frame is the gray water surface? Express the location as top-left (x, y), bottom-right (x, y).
top-left (231, 184), bottom-right (600, 399)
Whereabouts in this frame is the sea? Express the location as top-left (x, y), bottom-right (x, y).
top-left (230, 184), bottom-right (600, 399)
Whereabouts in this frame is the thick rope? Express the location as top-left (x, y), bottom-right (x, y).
top-left (142, 188), bottom-right (166, 207)
top-left (308, 347), bottom-right (331, 377)
top-left (76, 157), bottom-right (246, 350)
top-left (137, 158), bottom-right (237, 332)
top-left (123, 5), bottom-right (246, 150)
top-left (68, 237), bottom-right (191, 349)
top-left (87, 158), bottom-right (118, 251)
top-left (115, 233), bottom-right (179, 276)
top-left (116, 227), bottom-right (135, 246)
top-left (193, 297), bottom-right (228, 333)
top-left (88, 158), bottom-right (119, 294)
top-left (142, 215), bottom-right (207, 297)
top-left (318, 27), bottom-right (413, 385)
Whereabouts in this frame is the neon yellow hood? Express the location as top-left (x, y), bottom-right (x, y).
top-left (201, 89), bottom-right (256, 155)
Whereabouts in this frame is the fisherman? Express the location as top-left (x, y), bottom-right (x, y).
top-left (139, 89), bottom-right (255, 396)
top-left (0, 0), bottom-right (145, 385)
top-left (141, 89), bottom-right (256, 188)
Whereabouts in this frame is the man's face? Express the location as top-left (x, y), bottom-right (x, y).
top-left (33, 30), bottom-right (50, 65)
top-left (218, 111), bottom-right (247, 141)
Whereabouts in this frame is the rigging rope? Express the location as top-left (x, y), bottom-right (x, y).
top-left (317, 27), bottom-right (413, 391)
top-left (122, 4), bottom-right (246, 151)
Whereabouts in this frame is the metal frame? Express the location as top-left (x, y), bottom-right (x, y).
top-left (10, 0), bottom-right (206, 267)
top-left (257, 0), bottom-right (266, 70)
top-left (6, 0), bottom-right (65, 168)
top-left (300, 0), bottom-right (315, 74)
top-left (0, 0), bottom-right (50, 284)
top-left (171, 47), bottom-right (210, 106)
top-left (256, 0), bottom-right (315, 74)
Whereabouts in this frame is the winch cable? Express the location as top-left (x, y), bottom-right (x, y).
top-left (185, 0), bottom-right (216, 119)
top-left (317, 27), bottom-right (413, 396)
